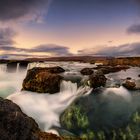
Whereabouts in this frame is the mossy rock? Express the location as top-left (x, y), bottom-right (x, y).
top-left (60, 91), bottom-right (140, 140)
top-left (22, 67), bottom-right (64, 94)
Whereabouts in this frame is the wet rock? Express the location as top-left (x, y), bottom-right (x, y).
top-left (126, 77), bottom-right (132, 80)
top-left (80, 68), bottom-right (93, 75)
top-left (0, 97), bottom-right (62, 140)
top-left (60, 91), bottom-right (133, 139)
top-left (45, 66), bottom-right (65, 73)
top-left (94, 65), bottom-right (129, 74)
top-left (89, 73), bottom-right (107, 88)
top-left (22, 67), bottom-right (63, 94)
top-left (55, 127), bottom-right (81, 139)
top-left (122, 80), bottom-right (136, 90)
top-left (29, 66), bottom-right (65, 74)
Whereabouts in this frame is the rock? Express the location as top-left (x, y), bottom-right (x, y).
top-left (122, 80), bottom-right (136, 90)
top-left (22, 67), bottom-right (63, 94)
top-left (44, 66), bottom-right (65, 74)
top-left (94, 65), bottom-right (129, 74)
top-left (89, 73), bottom-right (107, 88)
top-left (0, 97), bottom-right (63, 140)
top-left (138, 74), bottom-right (140, 77)
top-left (7, 61), bottom-right (17, 73)
top-left (29, 66), bottom-right (65, 74)
top-left (126, 77), bottom-right (132, 80)
top-left (91, 57), bottom-right (140, 67)
top-left (60, 91), bottom-right (133, 139)
top-left (55, 127), bottom-right (81, 139)
top-left (80, 68), bottom-right (93, 75)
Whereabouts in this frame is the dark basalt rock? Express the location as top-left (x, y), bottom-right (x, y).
top-left (0, 97), bottom-right (62, 140)
top-left (126, 77), bottom-right (132, 80)
top-left (94, 65), bottom-right (129, 74)
top-left (80, 68), bottom-right (93, 75)
top-left (89, 72), bottom-right (107, 88)
top-left (122, 80), bottom-right (136, 90)
top-left (22, 69), bottom-right (63, 93)
top-left (27, 66), bottom-right (65, 74)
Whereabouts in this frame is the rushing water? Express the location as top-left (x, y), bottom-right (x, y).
top-left (0, 62), bottom-right (140, 134)
top-left (8, 81), bottom-right (91, 132)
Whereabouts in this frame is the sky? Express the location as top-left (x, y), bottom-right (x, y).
top-left (0, 0), bottom-right (140, 59)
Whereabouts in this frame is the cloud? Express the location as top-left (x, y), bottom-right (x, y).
top-left (0, 44), bottom-right (72, 56)
top-left (0, 28), bottom-right (72, 57)
top-left (127, 24), bottom-right (140, 34)
top-left (78, 43), bottom-right (140, 56)
top-left (0, 53), bottom-right (51, 60)
top-left (0, 0), bottom-right (50, 22)
top-left (0, 28), bottom-right (16, 46)
top-left (0, 44), bottom-right (72, 58)
top-left (29, 44), bottom-right (72, 56)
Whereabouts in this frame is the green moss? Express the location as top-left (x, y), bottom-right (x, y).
top-left (80, 130), bottom-right (95, 140)
top-left (97, 131), bottom-right (105, 140)
top-left (61, 104), bottom-right (89, 130)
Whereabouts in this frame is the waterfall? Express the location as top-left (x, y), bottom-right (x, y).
top-left (7, 80), bottom-right (92, 132)
top-left (0, 64), bottom-right (7, 72)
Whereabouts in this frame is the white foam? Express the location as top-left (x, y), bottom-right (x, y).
top-left (7, 81), bottom-right (91, 132)
top-left (103, 86), bottom-right (132, 101)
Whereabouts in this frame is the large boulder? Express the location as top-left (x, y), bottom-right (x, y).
top-left (0, 97), bottom-right (62, 140)
top-left (122, 80), bottom-right (136, 90)
top-left (89, 72), bottom-right (107, 88)
top-left (22, 67), bottom-right (63, 94)
top-left (29, 66), bottom-right (65, 74)
top-left (80, 68), bottom-right (93, 75)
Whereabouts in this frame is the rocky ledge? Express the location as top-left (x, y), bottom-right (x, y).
top-left (80, 68), bottom-right (94, 75)
top-left (0, 97), bottom-right (63, 140)
top-left (22, 67), bottom-right (65, 94)
top-left (89, 72), bottom-right (107, 88)
top-left (94, 65), bottom-right (129, 74)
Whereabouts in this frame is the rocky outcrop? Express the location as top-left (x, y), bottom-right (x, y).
top-left (94, 65), bottom-right (129, 74)
top-left (22, 67), bottom-right (64, 94)
top-left (126, 77), bottom-right (132, 80)
top-left (32, 66), bottom-right (65, 74)
top-left (89, 72), bottom-right (107, 88)
top-left (122, 80), bottom-right (136, 90)
top-left (91, 57), bottom-right (140, 67)
top-left (80, 68), bottom-right (93, 75)
top-left (0, 97), bottom-right (62, 140)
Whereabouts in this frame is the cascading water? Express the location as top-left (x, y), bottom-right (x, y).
top-left (0, 64), bottom-right (27, 98)
top-left (0, 64), bottom-right (7, 72)
top-left (7, 80), bottom-right (91, 132)
top-left (0, 62), bottom-right (140, 137)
